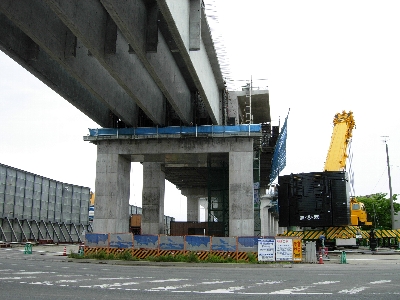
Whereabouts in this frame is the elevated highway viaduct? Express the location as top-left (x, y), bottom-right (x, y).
top-left (0, 0), bottom-right (276, 236)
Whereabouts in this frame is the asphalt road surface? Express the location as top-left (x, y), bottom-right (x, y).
top-left (1, 247), bottom-right (400, 299)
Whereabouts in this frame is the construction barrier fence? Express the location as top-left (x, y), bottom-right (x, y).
top-left (84, 233), bottom-right (302, 262)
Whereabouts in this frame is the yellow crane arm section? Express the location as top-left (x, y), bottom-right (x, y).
top-left (324, 111), bottom-right (355, 172)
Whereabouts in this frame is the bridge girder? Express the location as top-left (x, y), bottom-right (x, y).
top-left (0, 0), bottom-right (224, 127)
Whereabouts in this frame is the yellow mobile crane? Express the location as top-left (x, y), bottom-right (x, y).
top-left (324, 111), bottom-right (371, 226)
top-left (281, 111), bottom-right (377, 247)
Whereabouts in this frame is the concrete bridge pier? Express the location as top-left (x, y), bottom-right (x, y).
top-left (91, 137), bottom-right (256, 237)
top-left (229, 151), bottom-right (254, 236)
top-left (260, 194), bottom-right (273, 236)
top-left (142, 162), bottom-right (165, 234)
top-left (182, 188), bottom-right (207, 222)
top-left (199, 198), bottom-right (209, 222)
top-left (92, 152), bottom-right (130, 233)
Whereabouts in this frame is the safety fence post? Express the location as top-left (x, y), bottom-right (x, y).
top-left (24, 242), bottom-right (32, 254)
top-left (340, 251), bottom-right (347, 264)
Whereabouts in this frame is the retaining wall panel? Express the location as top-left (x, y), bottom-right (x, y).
top-left (15, 171), bottom-right (26, 199)
top-left (41, 178), bottom-right (50, 201)
top-left (55, 211), bottom-right (61, 222)
top-left (14, 203), bottom-right (23, 218)
top-left (238, 237), bottom-right (259, 252)
top-left (33, 176), bottom-right (42, 201)
top-left (48, 181), bottom-right (56, 203)
top-left (0, 165), bottom-right (6, 184)
top-left (211, 237), bottom-right (237, 251)
top-left (159, 236), bottom-right (184, 250)
top-left (47, 200), bottom-right (55, 213)
top-left (6, 168), bottom-right (16, 188)
top-left (47, 209), bottom-right (55, 222)
top-left (85, 233), bottom-right (109, 247)
top-left (185, 236), bottom-right (211, 251)
top-left (3, 203), bottom-right (14, 218)
top-left (14, 193), bottom-right (23, 207)
top-left (0, 192), bottom-right (4, 215)
top-left (32, 208), bottom-right (40, 219)
top-left (109, 233), bottom-right (133, 248)
top-left (80, 213), bottom-right (89, 224)
top-left (134, 235), bottom-right (158, 249)
top-left (71, 215), bottom-right (80, 224)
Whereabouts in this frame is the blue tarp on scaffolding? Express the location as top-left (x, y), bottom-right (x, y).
top-left (270, 113), bottom-right (288, 184)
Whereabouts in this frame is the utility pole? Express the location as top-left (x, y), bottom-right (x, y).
top-left (382, 137), bottom-right (395, 229)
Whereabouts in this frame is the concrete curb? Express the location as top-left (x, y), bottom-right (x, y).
top-left (67, 258), bottom-right (295, 268)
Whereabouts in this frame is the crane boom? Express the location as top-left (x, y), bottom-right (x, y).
top-left (324, 110), bottom-right (355, 172)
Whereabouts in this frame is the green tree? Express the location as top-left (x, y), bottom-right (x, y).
top-left (356, 193), bottom-right (400, 230)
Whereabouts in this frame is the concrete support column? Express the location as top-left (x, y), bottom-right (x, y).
top-left (260, 195), bottom-right (273, 237)
top-left (93, 151), bottom-right (130, 233)
top-left (229, 150), bottom-right (254, 236)
top-left (278, 226), bottom-right (286, 235)
top-left (274, 219), bottom-right (279, 236)
top-left (186, 194), bottom-right (200, 221)
top-left (142, 162), bottom-right (165, 235)
top-left (182, 187), bottom-right (207, 221)
top-left (199, 198), bottom-right (208, 221)
top-left (261, 205), bottom-right (270, 236)
top-left (269, 213), bottom-right (274, 236)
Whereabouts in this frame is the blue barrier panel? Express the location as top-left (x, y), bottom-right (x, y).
top-left (134, 235), bottom-right (159, 249)
top-left (211, 237), bottom-right (237, 251)
top-left (159, 236), bottom-right (184, 250)
top-left (85, 233), bottom-right (108, 247)
top-left (237, 236), bottom-right (259, 252)
top-left (109, 233), bottom-right (133, 249)
top-left (89, 125), bottom-right (262, 137)
top-left (185, 236), bottom-right (211, 251)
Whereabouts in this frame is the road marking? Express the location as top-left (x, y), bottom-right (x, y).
top-left (200, 281), bottom-right (234, 285)
top-left (313, 281), bottom-right (340, 285)
top-left (0, 276), bottom-right (35, 280)
top-left (256, 280), bottom-right (283, 285)
top-left (29, 281), bottom-right (54, 285)
top-left (148, 284), bottom-right (195, 291)
top-left (238, 292), bottom-right (333, 295)
top-left (370, 280), bottom-right (391, 284)
top-left (149, 279), bottom-right (188, 283)
top-left (13, 271), bottom-right (55, 275)
top-left (338, 287), bottom-right (369, 294)
top-left (270, 286), bottom-right (312, 294)
top-left (200, 286), bottom-right (245, 294)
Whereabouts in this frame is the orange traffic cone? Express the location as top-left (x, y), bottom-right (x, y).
top-left (318, 254), bottom-right (324, 264)
top-left (63, 246), bottom-right (67, 256)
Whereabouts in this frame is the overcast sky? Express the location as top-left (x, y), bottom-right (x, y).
top-left (1, 1), bottom-right (399, 221)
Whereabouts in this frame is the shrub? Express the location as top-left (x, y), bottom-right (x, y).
top-left (247, 252), bottom-right (257, 263)
top-left (119, 251), bottom-right (133, 261)
top-left (185, 251), bottom-right (199, 263)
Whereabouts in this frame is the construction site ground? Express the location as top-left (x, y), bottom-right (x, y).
top-left (1, 242), bottom-right (400, 266)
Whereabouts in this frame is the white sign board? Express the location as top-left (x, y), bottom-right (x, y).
top-left (258, 238), bottom-right (275, 261)
top-left (275, 238), bottom-right (293, 261)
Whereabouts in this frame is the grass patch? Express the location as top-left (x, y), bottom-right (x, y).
top-left (69, 250), bottom-right (286, 264)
